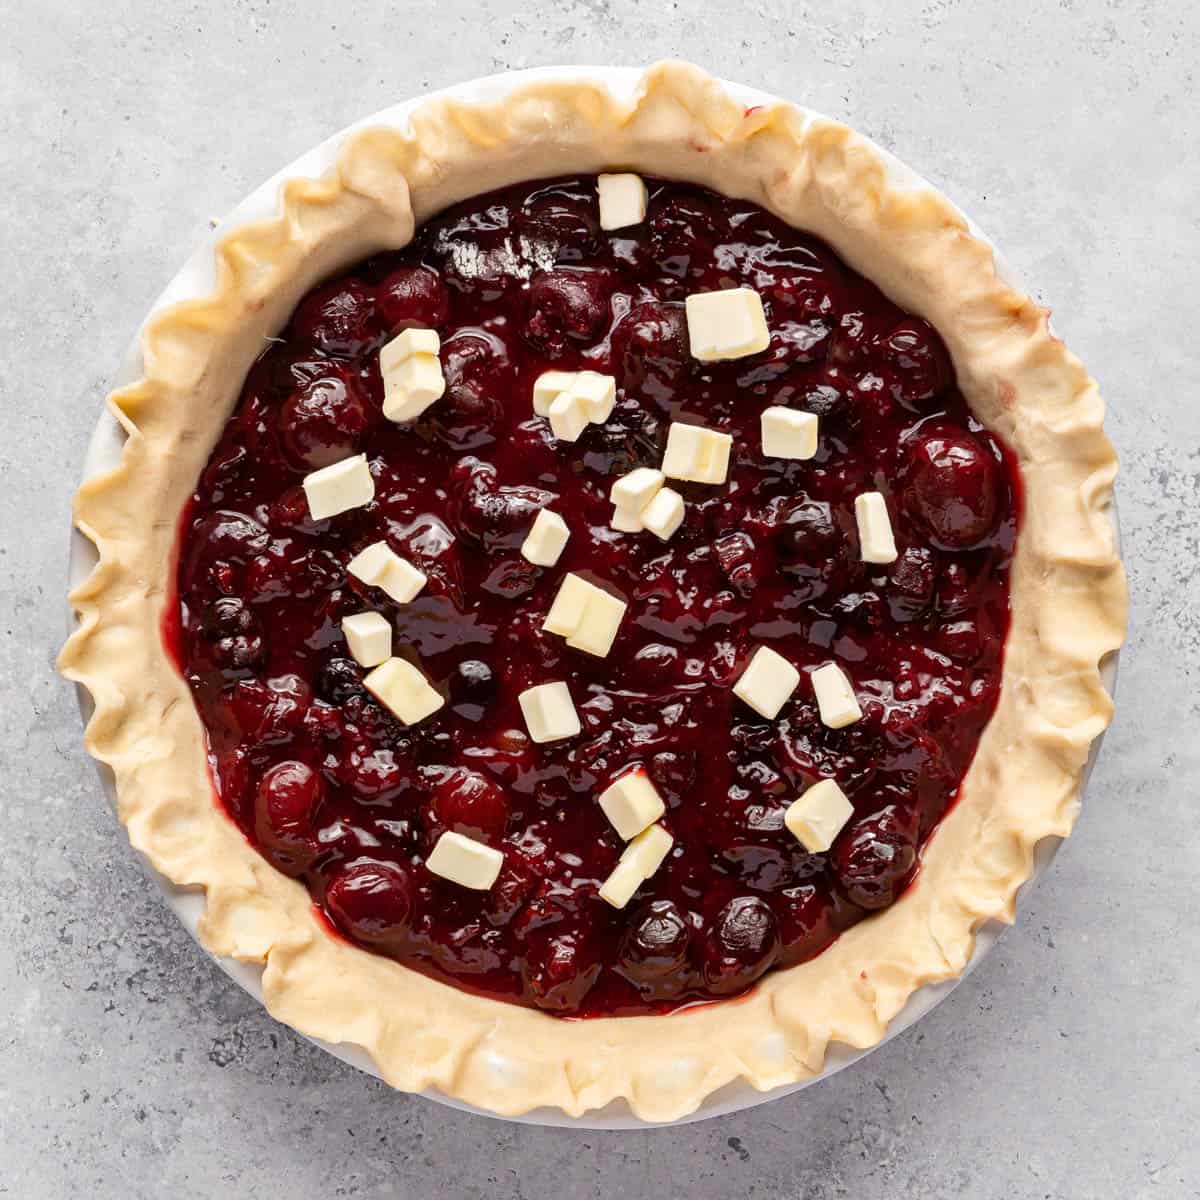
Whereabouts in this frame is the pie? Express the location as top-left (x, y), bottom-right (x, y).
top-left (60, 62), bottom-right (1126, 1120)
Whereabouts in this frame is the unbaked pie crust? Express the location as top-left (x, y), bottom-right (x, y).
top-left (59, 61), bottom-right (1127, 1121)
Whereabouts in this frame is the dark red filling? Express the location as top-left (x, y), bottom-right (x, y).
top-left (170, 175), bottom-right (1019, 1017)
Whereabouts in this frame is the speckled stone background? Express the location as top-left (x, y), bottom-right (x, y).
top-left (2, 0), bottom-right (1195, 1195)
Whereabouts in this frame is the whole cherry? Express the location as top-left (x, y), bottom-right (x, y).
top-left (290, 278), bottom-right (377, 355)
top-left (254, 760), bottom-right (322, 875)
top-left (324, 859), bottom-right (414, 943)
top-left (522, 268), bottom-right (612, 352)
top-left (832, 804), bottom-right (920, 909)
top-left (377, 265), bottom-right (450, 330)
top-left (700, 895), bottom-right (779, 995)
top-left (278, 368), bottom-right (372, 470)
top-left (905, 425), bottom-right (1001, 549)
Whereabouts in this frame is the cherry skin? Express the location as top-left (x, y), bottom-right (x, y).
top-left (290, 279), bottom-right (377, 355)
top-left (701, 896), bottom-right (780, 994)
top-left (377, 265), bottom-right (450, 330)
top-left (522, 268), bottom-right (611, 352)
top-left (613, 301), bottom-right (690, 402)
top-left (254, 761), bottom-right (322, 875)
top-left (832, 805), bottom-right (920, 909)
top-left (426, 769), bottom-right (510, 842)
top-left (199, 597), bottom-right (264, 669)
top-left (619, 899), bottom-right (691, 982)
top-left (449, 659), bottom-right (496, 721)
top-left (341, 747), bottom-right (410, 804)
top-left (435, 329), bottom-right (511, 450)
top-left (775, 885), bottom-right (840, 962)
top-left (518, 192), bottom-right (601, 262)
top-left (325, 860), bottom-right (414, 943)
top-left (449, 458), bottom-right (555, 551)
top-left (888, 545), bottom-right (937, 622)
top-left (201, 595), bottom-right (255, 639)
top-left (646, 192), bottom-right (723, 280)
top-left (826, 310), bottom-right (882, 368)
top-left (880, 319), bottom-right (951, 409)
top-left (278, 369), bottom-right (372, 470)
top-left (318, 657), bottom-right (365, 704)
top-left (520, 932), bottom-right (601, 1014)
top-left (906, 426), bottom-right (1001, 548)
top-left (189, 510), bottom-right (269, 564)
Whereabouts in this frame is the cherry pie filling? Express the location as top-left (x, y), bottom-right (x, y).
top-left (170, 175), bottom-right (1018, 1017)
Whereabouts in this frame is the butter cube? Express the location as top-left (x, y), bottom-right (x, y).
top-left (548, 389), bottom-right (589, 442)
top-left (380, 328), bottom-right (445, 423)
top-left (347, 540), bottom-right (427, 604)
top-left (566, 587), bottom-right (626, 657)
top-left (610, 467), bottom-right (664, 514)
top-left (621, 822), bottom-right (673, 877)
top-left (346, 541), bottom-right (395, 587)
top-left (363, 657), bottom-right (444, 726)
top-left (854, 491), bottom-right (898, 564)
top-left (518, 681), bottom-right (581, 744)
top-left (569, 371), bottom-right (617, 424)
top-left (380, 327), bottom-right (440, 370)
top-left (543, 573), bottom-right (627, 658)
top-left (733, 645), bottom-right (801, 719)
top-left (597, 172), bottom-right (648, 230)
top-left (303, 454), bottom-right (375, 521)
top-left (520, 509), bottom-right (570, 567)
top-left (599, 823), bottom-right (673, 908)
top-left (426, 831), bottom-right (504, 890)
top-left (640, 487), bottom-right (685, 541)
top-left (543, 572), bottom-right (595, 637)
top-left (533, 369), bottom-right (579, 416)
top-left (610, 505), bottom-right (644, 533)
top-left (811, 662), bottom-right (862, 729)
top-left (383, 354), bottom-right (446, 422)
top-left (661, 421), bottom-right (732, 485)
top-left (685, 287), bottom-right (770, 361)
top-left (761, 406), bottom-right (818, 460)
top-left (597, 857), bottom-right (645, 910)
top-left (598, 770), bottom-right (665, 840)
top-left (533, 369), bottom-right (617, 429)
top-left (341, 611), bottom-right (392, 667)
top-left (785, 779), bottom-right (854, 853)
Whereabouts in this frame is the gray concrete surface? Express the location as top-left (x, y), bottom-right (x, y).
top-left (1, 0), bottom-right (1195, 1195)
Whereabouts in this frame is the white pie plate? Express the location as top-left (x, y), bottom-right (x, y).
top-left (67, 64), bottom-right (1121, 1128)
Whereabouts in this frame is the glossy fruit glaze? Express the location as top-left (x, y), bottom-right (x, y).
top-left (170, 175), bottom-right (1019, 1017)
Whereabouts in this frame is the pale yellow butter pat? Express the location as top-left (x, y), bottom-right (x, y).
top-left (341, 611), bottom-right (392, 667)
top-left (302, 455), bottom-right (374, 521)
top-left (543, 573), bottom-right (627, 658)
top-left (520, 509), bottom-right (570, 567)
top-left (518, 681), bottom-right (581, 744)
top-left (685, 287), bottom-right (770, 361)
top-left (548, 389), bottom-right (589, 442)
top-left (811, 661), bottom-right (862, 729)
top-left (610, 467), bottom-right (665, 513)
top-left (785, 780), bottom-right (854, 853)
top-left (641, 487), bottom-right (685, 541)
top-left (733, 645), bottom-right (801, 719)
top-left (346, 541), bottom-right (427, 604)
top-left (363, 657), bottom-right (444, 726)
top-left (761, 406), bottom-right (818, 460)
top-left (598, 172), bottom-right (648, 230)
top-left (598, 771), bottom-right (665, 840)
top-left (599, 824), bottom-right (673, 908)
top-left (380, 327), bottom-right (445, 423)
top-left (427, 831), bottom-right (504, 890)
top-left (661, 421), bottom-right (732, 485)
top-left (855, 491), bottom-right (898, 564)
